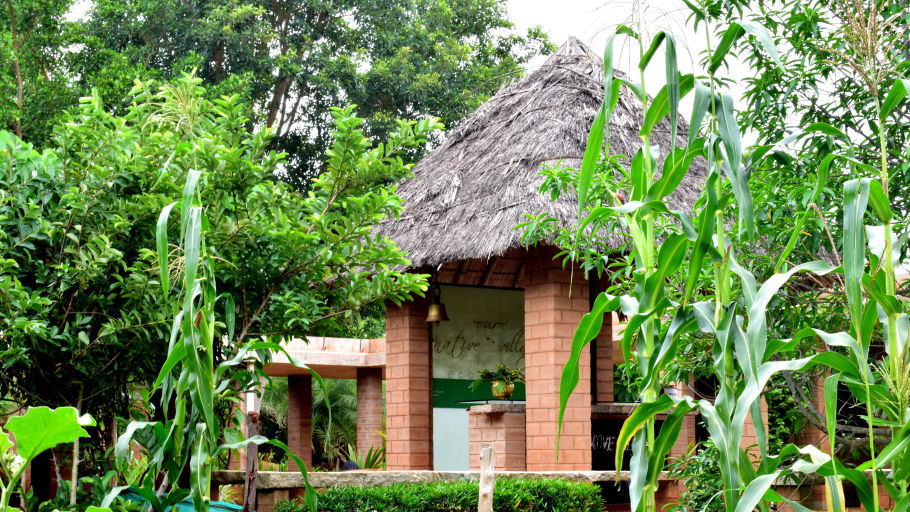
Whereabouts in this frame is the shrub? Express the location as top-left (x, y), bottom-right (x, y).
top-left (273, 478), bottom-right (604, 512)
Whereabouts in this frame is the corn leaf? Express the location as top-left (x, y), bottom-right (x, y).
top-left (843, 179), bottom-right (871, 333)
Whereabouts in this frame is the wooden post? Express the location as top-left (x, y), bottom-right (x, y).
top-left (242, 411), bottom-right (260, 512)
top-left (478, 445), bottom-right (495, 512)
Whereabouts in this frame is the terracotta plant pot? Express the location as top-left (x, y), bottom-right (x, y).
top-left (491, 380), bottom-right (515, 400)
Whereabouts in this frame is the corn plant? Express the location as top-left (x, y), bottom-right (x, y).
top-left (110, 171), bottom-right (326, 512)
top-left (557, 5), bottom-right (910, 512)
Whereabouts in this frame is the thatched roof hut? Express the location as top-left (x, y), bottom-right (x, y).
top-left (378, 37), bottom-right (706, 271)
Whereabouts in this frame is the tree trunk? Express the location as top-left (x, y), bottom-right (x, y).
top-left (265, 77), bottom-right (291, 128)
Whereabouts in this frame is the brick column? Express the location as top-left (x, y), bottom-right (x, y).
top-left (356, 367), bottom-right (384, 454)
top-left (669, 380), bottom-right (696, 460)
top-left (287, 374), bottom-right (313, 468)
top-left (594, 313), bottom-right (614, 403)
top-left (591, 278), bottom-right (614, 403)
top-left (522, 249), bottom-right (592, 470)
top-left (796, 373), bottom-right (829, 509)
top-left (385, 296), bottom-right (433, 470)
top-left (468, 404), bottom-right (526, 471)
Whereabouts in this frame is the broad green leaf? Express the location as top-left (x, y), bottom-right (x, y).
top-left (557, 293), bottom-right (620, 453)
top-left (645, 399), bottom-right (695, 485)
top-left (823, 373), bottom-right (840, 467)
top-left (715, 94), bottom-right (742, 176)
top-left (99, 486), bottom-right (130, 509)
top-left (665, 34), bottom-right (679, 154)
top-left (710, 21), bottom-right (782, 74)
top-left (223, 293), bottom-right (235, 341)
top-left (794, 446), bottom-right (875, 511)
top-left (642, 308), bottom-right (697, 393)
top-left (805, 122), bottom-right (849, 140)
top-left (697, 401), bottom-right (741, 510)
top-left (153, 342), bottom-right (187, 391)
top-left (190, 423), bottom-right (207, 512)
top-left (647, 145), bottom-right (704, 201)
top-left (640, 233), bottom-right (688, 309)
top-left (684, 174), bottom-right (718, 304)
top-left (156, 202), bottom-right (177, 298)
top-left (748, 261), bottom-right (836, 361)
top-left (880, 79), bottom-right (910, 120)
top-left (617, 77), bottom-right (645, 102)
top-left (180, 169), bottom-right (202, 237)
top-left (715, 96), bottom-right (754, 239)
top-left (5, 407), bottom-right (95, 461)
top-left (576, 33), bottom-right (616, 223)
top-left (774, 154), bottom-right (832, 272)
top-left (843, 179), bottom-right (871, 333)
top-left (868, 180), bottom-right (892, 222)
top-left (689, 79), bottom-right (711, 148)
top-left (640, 74), bottom-right (694, 137)
top-left (631, 148), bottom-right (647, 202)
top-left (736, 473), bottom-right (779, 512)
top-left (639, 32), bottom-right (667, 71)
top-left (0, 430), bottom-right (11, 458)
top-left (738, 21), bottom-right (783, 70)
top-left (115, 421), bottom-right (155, 468)
top-left (615, 394), bottom-right (676, 471)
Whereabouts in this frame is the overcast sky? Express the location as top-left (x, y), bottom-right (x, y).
top-left (505, 0), bottom-right (753, 116)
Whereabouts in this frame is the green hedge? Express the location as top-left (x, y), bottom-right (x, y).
top-left (273, 478), bottom-right (604, 512)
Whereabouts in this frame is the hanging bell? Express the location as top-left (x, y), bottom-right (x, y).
top-left (426, 302), bottom-right (450, 323)
top-left (426, 284), bottom-right (450, 324)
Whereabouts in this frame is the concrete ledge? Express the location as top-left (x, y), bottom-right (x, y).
top-left (467, 404), bottom-right (525, 414)
top-left (212, 470), bottom-right (670, 489)
top-left (591, 403), bottom-right (639, 415)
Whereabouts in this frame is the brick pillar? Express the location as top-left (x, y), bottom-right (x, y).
top-left (468, 404), bottom-right (526, 471)
top-left (591, 278), bottom-right (614, 403)
top-left (594, 312), bottom-right (614, 403)
top-left (796, 373), bottom-right (830, 508)
top-left (356, 367), bottom-right (384, 454)
top-left (522, 249), bottom-right (592, 470)
top-left (669, 380), bottom-right (696, 460)
top-left (385, 296), bottom-right (433, 470)
top-left (287, 374), bottom-right (313, 468)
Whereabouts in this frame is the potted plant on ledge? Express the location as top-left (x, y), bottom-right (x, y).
top-left (470, 364), bottom-right (525, 400)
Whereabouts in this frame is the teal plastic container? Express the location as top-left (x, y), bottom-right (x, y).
top-left (121, 490), bottom-right (244, 512)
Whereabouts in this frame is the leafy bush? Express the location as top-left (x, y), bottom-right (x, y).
top-left (667, 441), bottom-right (723, 512)
top-left (273, 479), bottom-right (604, 512)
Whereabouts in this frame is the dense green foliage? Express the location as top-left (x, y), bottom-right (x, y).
top-left (3, 0), bottom-right (552, 187)
top-left (667, 441), bottom-right (723, 512)
top-left (553, 1), bottom-right (910, 511)
top-left (0, 76), bottom-right (434, 469)
top-left (273, 479), bottom-right (604, 512)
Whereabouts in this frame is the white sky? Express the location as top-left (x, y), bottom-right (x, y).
top-left (506, 0), bottom-right (752, 116)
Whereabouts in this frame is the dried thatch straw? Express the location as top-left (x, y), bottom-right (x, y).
top-left (378, 37), bottom-right (706, 270)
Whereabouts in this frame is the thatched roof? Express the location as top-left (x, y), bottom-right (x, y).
top-left (378, 37), bottom-right (706, 270)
